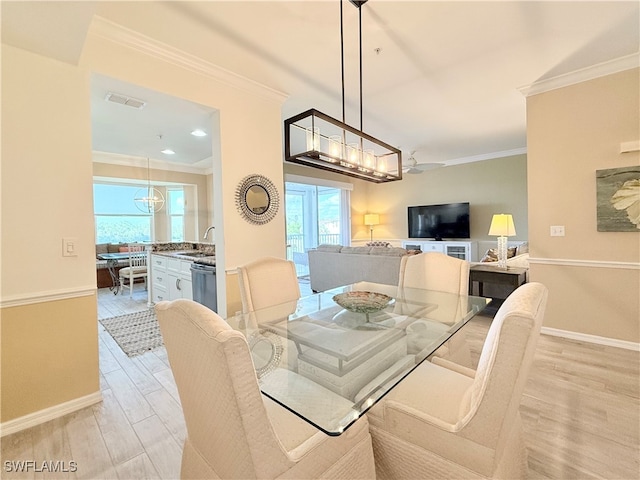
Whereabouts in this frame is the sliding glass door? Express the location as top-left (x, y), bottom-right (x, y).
top-left (285, 180), bottom-right (351, 277)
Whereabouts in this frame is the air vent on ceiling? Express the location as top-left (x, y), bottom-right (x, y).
top-left (105, 92), bottom-right (146, 109)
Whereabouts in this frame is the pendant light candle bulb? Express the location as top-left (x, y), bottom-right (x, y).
top-left (329, 135), bottom-right (343, 161)
top-left (306, 126), bottom-right (320, 151)
top-left (347, 143), bottom-right (361, 166)
top-left (363, 149), bottom-right (375, 169)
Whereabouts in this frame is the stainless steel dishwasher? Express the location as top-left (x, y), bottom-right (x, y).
top-left (190, 263), bottom-right (217, 312)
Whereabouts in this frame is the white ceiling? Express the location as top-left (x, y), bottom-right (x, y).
top-left (2, 1), bottom-right (639, 170)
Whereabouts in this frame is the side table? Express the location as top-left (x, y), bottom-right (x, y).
top-left (469, 265), bottom-right (528, 297)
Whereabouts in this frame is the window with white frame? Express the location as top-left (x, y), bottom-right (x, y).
top-left (285, 175), bottom-right (352, 276)
top-left (94, 183), bottom-right (152, 244)
top-left (168, 188), bottom-right (185, 242)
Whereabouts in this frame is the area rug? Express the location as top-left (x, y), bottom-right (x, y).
top-left (99, 309), bottom-right (163, 357)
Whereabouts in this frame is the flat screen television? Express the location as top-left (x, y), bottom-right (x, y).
top-left (407, 202), bottom-right (470, 240)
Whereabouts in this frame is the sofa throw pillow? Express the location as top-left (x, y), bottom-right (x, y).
top-left (366, 241), bottom-right (391, 247)
top-left (108, 243), bottom-right (123, 253)
top-left (516, 242), bottom-right (529, 256)
top-left (96, 243), bottom-right (109, 256)
top-left (341, 246), bottom-right (372, 255)
top-left (481, 247), bottom-right (518, 262)
top-left (316, 244), bottom-right (343, 253)
top-left (481, 248), bottom-right (499, 262)
top-left (370, 246), bottom-right (408, 256)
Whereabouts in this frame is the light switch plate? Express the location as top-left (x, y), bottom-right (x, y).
top-left (63, 237), bottom-right (78, 257)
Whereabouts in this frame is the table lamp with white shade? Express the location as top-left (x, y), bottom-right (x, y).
top-left (364, 213), bottom-right (380, 242)
top-left (488, 214), bottom-right (516, 269)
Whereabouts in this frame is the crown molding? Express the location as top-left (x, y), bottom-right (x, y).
top-left (93, 151), bottom-right (213, 176)
top-left (518, 53), bottom-right (640, 97)
top-left (89, 16), bottom-right (288, 105)
top-left (445, 147), bottom-right (528, 166)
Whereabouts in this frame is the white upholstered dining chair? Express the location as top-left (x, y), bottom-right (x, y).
top-left (155, 299), bottom-right (376, 480)
top-left (237, 256), bottom-right (302, 371)
top-left (118, 243), bottom-right (147, 298)
top-left (368, 282), bottom-right (548, 480)
top-left (237, 256), bottom-right (301, 313)
top-left (398, 252), bottom-right (472, 366)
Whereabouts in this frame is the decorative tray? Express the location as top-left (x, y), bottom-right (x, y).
top-left (332, 291), bottom-right (395, 314)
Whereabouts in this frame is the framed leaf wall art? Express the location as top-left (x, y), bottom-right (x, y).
top-left (596, 166), bottom-right (640, 232)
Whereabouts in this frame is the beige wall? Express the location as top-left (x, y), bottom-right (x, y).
top-left (1, 17), bottom-right (286, 422)
top-left (359, 155), bottom-right (529, 245)
top-left (1, 45), bottom-right (99, 422)
top-left (93, 161), bottom-right (211, 242)
top-left (527, 68), bottom-right (639, 342)
top-left (1, 296), bottom-right (99, 421)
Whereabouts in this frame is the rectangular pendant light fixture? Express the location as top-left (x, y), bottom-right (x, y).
top-left (284, 109), bottom-right (402, 183)
top-left (284, 0), bottom-right (402, 184)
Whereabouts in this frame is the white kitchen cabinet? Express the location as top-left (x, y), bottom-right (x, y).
top-left (167, 258), bottom-right (193, 300)
top-left (151, 254), bottom-right (193, 303)
top-left (150, 254), bottom-right (169, 304)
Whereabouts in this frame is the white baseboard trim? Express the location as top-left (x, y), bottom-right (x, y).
top-left (541, 327), bottom-right (640, 352)
top-left (0, 391), bottom-right (103, 437)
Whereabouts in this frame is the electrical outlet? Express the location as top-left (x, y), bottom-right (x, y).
top-left (63, 237), bottom-right (78, 257)
top-left (550, 226), bottom-right (565, 237)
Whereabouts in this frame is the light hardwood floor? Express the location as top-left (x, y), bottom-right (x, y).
top-left (2, 286), bottom-right (638, 479)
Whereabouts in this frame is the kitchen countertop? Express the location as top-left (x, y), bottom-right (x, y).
top-left (150, 242), bottom-right (216, 266)
top-left (152, 250), bottom-right (216, 265)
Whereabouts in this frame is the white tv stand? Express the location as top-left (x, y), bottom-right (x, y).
top-left (401, 240), bottom-right (479, 262)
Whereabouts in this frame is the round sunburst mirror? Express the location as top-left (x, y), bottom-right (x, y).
top-left (235, 174), bottom-right (280, 225)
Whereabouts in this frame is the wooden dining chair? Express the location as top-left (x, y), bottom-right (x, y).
top-left (368, 282), bottom-right (548, 480)
top-left (118, 243), bottom-right (148, 298)
top-left (155, 299), bottom-right (376, 480)
top-left (398, 252), bottom-right (472, 366)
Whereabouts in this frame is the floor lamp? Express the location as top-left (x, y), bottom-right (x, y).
top-left (364, 214), bottom-right (380, 242)
top-left (488, 214), bottom-right (516, 269)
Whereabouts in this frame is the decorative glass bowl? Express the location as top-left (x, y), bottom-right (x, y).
top-left (332, 291), bottom-right (395, 314)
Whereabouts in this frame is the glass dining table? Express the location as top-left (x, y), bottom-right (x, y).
top-left (226, 281), bottom-right (489, 436)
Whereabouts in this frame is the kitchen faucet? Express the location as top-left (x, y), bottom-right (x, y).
top-left (203, 226), bottom-right (215, 240)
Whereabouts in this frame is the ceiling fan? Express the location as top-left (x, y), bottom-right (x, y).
top-left (402, 151), bottom-right (445, 174)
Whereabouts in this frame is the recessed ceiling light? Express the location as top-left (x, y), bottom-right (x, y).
top-left (191, 129), bottom-right (207, 137)
top-left (161, 149), bottom-right (175, 155)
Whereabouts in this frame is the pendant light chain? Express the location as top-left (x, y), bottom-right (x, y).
top-left (359, 4), bottom-right (363, 132)
top-left (340, 0), bottom-right (365, 131)
top-left (340, 0), bottom-right (345, 124)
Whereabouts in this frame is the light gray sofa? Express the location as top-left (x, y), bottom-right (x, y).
top-left (308, 244), bottom-right (409, 292)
